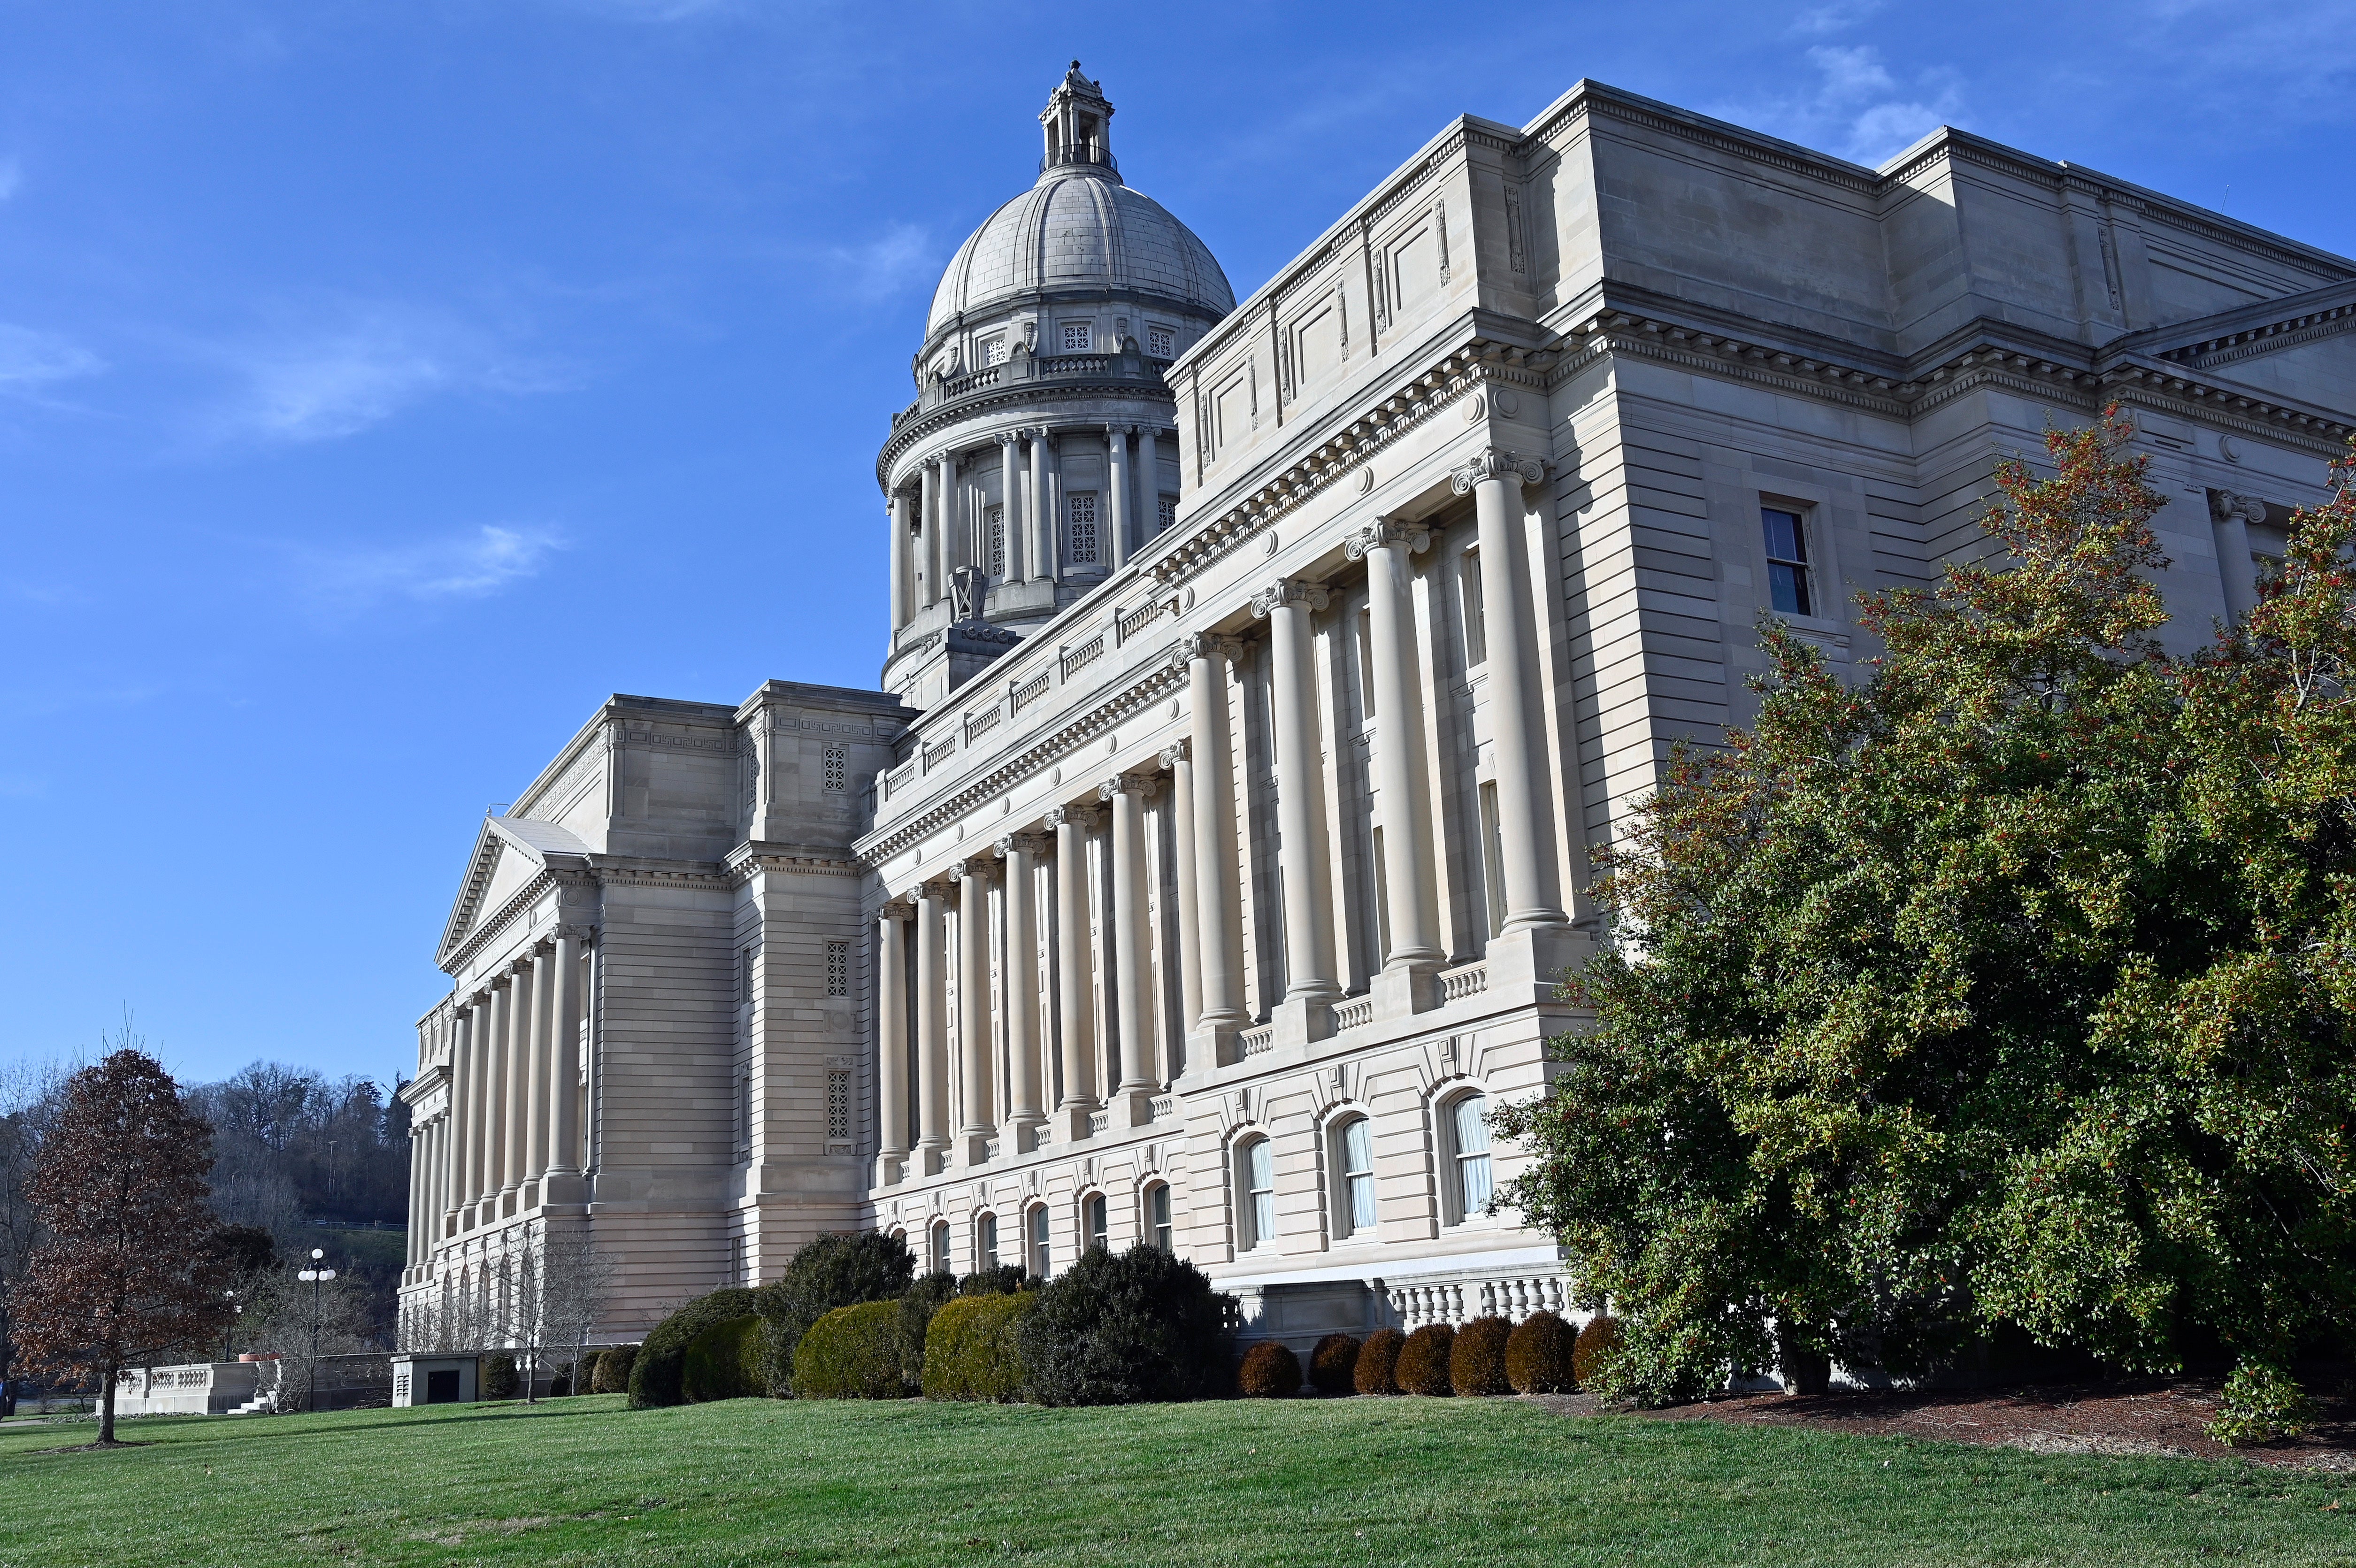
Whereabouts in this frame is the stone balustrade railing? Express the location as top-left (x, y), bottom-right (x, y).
top-left (1376, 1269), bottom-right (1575, 1330)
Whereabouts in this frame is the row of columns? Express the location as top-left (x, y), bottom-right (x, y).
top-left (437, 929), bottom-right (588, 1238)
top-left (876, 448), bottom-right (1568, 1177)
top-left (890, 424), bottom-right (1171, 630)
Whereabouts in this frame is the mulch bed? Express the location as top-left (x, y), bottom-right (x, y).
top-left (1539, 1379), bottom-right (2356, 1470)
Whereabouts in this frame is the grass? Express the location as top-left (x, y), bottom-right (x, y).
top-left (5, 1394), bottom-right (2356, 1567)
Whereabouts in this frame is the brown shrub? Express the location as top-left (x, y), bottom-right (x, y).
top-left (1395, 1323), bottom-right (1456, 1396)
top-left (1572, 1314), bottom-right (1622, 1389)
top-left (1505, 1310), bottom-right (1576, 1394)
top-left (1353, 1328), bottom-right (1404, 1395)
top-left (1307, 1332), bottom-right (1361, 1394)
top-left (1450, 1315), bottom-right (1513, 1396)
top-left (1237, 1341), bottom-right (1303, 1398)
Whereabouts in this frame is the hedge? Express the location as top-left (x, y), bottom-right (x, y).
top-left (590, 1344), bottom-right (638, 1394)
top-left (1450, 1315), bottom-right (1513, 1396)
top-left (755, 1230), bottom-right (916, 1392)
top-left (1396, 1323), bottom-right (1455, 1395)
top-left (1308, 1332), bottom-right (1361, 1394)
top-left (1353, 1328), bottom-right (1404, 1395)
top-left (1238, 1341), bottom-right (1302, 1398)
top-left (629, 1287), bottom-right (760, 1408)
top-left (921, 1292), bottom-right (1034, 1401)
top-left (683, 1314), bottom-right (770, 1403)
top-left (895, 1272), bottom-right (961, 1392)
top-left (792, 1301), bottom-right (907, 1399)
top-left (482, 1353), bottom-right (519, 1400)
top-left (1572, 1314), bottom-right (1622, 1390)
top-left (1506, 1311), bottom-right (1576, 1394)
top-left (1017, 1244), bottom-right (1234, 1407)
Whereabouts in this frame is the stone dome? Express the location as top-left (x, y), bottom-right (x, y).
top-left (925, 173), bottom-right (1234, 338)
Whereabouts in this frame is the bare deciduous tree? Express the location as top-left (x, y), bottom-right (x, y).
top-left (506, 1227), bottom-right (611, 1402)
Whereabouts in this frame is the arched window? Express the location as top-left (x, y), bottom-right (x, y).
top-left (976, 1212), bottom-right (999, 1273)
top-left (1332, 1115), bottom-right (1376, 1239)
top-left (1144, 1183), bottom-right (1172, 1253)
top-left (1238, 1136), bottom-right (1275, 1251)
top-left (1082, 1192), bottom-right (1108, 1252)
top-left (1443, 1093), bottom-right (1493, 1224)
top-left (929, 1219), bottom-right (950, 1276)
top-left (1026, 1204), bottom-right (1051, 1278)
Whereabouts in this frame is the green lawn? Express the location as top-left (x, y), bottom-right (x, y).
top-left (5, 1394), bottom-right (2356, 1567)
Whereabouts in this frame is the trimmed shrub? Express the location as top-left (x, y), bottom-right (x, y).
top-left (630, 1287), bottom-right (759, 1409)
top-left (1572, 1314), bottom-right (1622, 1390)
top-left (1353, 1328), bottom-right (1404, 1395)
top-left (960, 1264), bottom-right (1036, 1297)
top-left (1308, 1332), bottom-right (1361, 1395)
top-left (792, 1301), bottom-right (907, 1399)
top-left (683, 1314), bottom-right (769, 1403)
top-left (482, 1353), bottom-right (519, 1400)
top-left (2209, 1361), bottom-right (2317, 1446)
top-left (1396, 1324), bottom-right (1456, 1396)
top-left (1238, 1341), bottom-right (1303, 1398)
top-left (1451, 1316), bottom-right (1513, 1396)
top-left (895, 1272), bottom-right (961, 1394)
top-left (921, 1291), bottom-right (1035, 1401)
top-left (1017, 1244), bottom-right (1236, 1407)
top-left (590, 1344), bottom-right (638, 1394)
top-left (756, 1230), bottom-right (917, 1393)
top-left (1505, 1311), bottom-right (1577, 1394)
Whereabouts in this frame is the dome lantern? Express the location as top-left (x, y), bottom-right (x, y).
top-left (1040, 62), bottom-right (1117, 180)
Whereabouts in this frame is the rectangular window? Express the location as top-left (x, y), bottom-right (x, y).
top-left (1244, 1138), bottom-right (1276, 1250)
top-left (1148, 1184), bottom-right (1172, 1253)
top-left (1479, 782), bottom-right (1506, 940)
top-left (1028, 1206), bottom-right (1051, 1276)
top-left (986, 504), bottom-right (1005, 579)
top-left (1451, 1095), bottom-right (1494, 1221)
top-left (1355, 607), bottom-right (1376, 719)
top-left (1372, 827), bottom-right (1391, 965)
top-left (1060, 321), bottom-right (1092, 353)
top-left (1083, 1193), bottom-right (1108, 1252)
top-left (826, 1068), bottom-right (851, 1141)
top-left (1460, 548), bottom-right (1487, 665)
top-left (977, 1213), bottom-right (999, 1272)
top-left (1146, 325), bottom-right (1174, 359)
top-left (984, 335), bottom-right (1007, 365)
top-left (930, 1222), bottom-right (950, 1274)
top-left (1763, 507), bottom-right (1815, 617)
top-left (825, 940), bottom-right (850, 998)
top-left (1156, 495), bottom-right (1177, 534)
top-left (737, 945), bottom-right (756, 1006)
top-left (822, 743), bottom-right (847, 793)
top-left (1068, 493), bottom-right (1099, 564)
top-left (1343, 1118), bottom-right (1377, 1234)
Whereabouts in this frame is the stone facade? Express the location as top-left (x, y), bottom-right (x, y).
top-left (398, 72), bottom-right (2356, 1356)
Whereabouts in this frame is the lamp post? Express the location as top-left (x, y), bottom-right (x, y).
top-left (296, 1248), bottom-right (337, 1414)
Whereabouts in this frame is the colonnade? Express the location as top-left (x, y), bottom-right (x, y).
top-left (875, 449), bottom-right (1570, 1182)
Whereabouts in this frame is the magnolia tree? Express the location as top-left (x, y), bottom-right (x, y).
top-left (14, 1049), bottom-right (230, 1444)
top-left (1498, 413), bottom-right (2356, 1441)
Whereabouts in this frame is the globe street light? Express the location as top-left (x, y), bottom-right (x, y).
top-left (296, 1248), bottom-right (337, 1413)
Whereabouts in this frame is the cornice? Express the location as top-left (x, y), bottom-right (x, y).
top-left (876, 372), bottom-right (1180, 491)
top-left (441, 867), bottom-right (559, 975)
top-left (727, 844), bottom-right (862, 886)
top-left (2158, 304), bottom-right (2356, 373)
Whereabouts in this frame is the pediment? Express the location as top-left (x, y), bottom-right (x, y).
top-left (433, 815), bottom-right (594, 969)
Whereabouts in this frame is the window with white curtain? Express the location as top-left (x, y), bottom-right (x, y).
top-left (1239, 1136), bottom-right (1275, 1250)
top-left (1335, 1116), bottom-right (1376, 1238)
top-left (1445, 1093), bottom-right (1494, 1223)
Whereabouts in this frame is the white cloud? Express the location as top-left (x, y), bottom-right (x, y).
top-left (0, 158), bottom-right (21, 203)
top-left (1712, 44), bottom-right (1964, 165)
top-left (296, 524), bottom-right (566, 609)
top-left (0, 323), bottom-right (104, 395)
top-left (824, 224), bottom-right (937, 302)
top-left (1790, 0), bottom-right (1882, 34)
top-left (212, 306), bottom-right (574, 445)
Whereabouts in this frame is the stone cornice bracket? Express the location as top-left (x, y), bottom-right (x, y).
top-left (1159, 738), bottom-right (1191, 769)
top-left (1043, 803), bottom-right (1101, 830)
top-left (995, 831), bottom-right (1051, 858)
top-left (1097, 772), bottom-right (1162, 803)
top-left (2210, 490), bottom-right (2267, 524)
top-left (1448, 448), bottom-right (1548, 495)
top-left (1249, 577), bottom-right (1332, 619)
top-left (1344, 516), bottom-right (1434, 560)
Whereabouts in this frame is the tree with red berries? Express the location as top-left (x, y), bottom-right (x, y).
top-left (14, 1046), bottom-right (229, 1444)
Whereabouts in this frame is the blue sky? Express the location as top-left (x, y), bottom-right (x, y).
top-left (2, 0), bottom-right (2349, 1093)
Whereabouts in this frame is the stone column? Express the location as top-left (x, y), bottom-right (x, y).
top-left (2210, 490), bottom-right (2263, 621)
top-left (546, 928), bottom-right (585, 1198)
top-left (917, 462), bottom-right (939, 607)
top-left (996, 832), bottom-right (1048, 1153)
top-left (997, 432), bottom-right (1025, 583)
top-left (954, 858), bottom-right (995, 1165)
top-left (1251, 577), bottom-right (1343, 1038)
top-left (448, 1010), bottom-right (474, 1220)
top-left (1160, 740), bottom-right (1203, 1044)
top-left (406, 1131), bottom-right (424, 1268)
top-left (1028, 427), bottom-right (1052, 581)
top-left (1348, 517), bottom-right (1446, 1009)
top-left (431, 1117), bottom-right (449, 1246)
top-left (875, 903), bottom-right (913, 1184)
top-left (937, 452), bottom-right (960, 581)
top-left (914, 880), bottom-right (952, 1173)
top-left (1100, 773), bottom-right (1161, 1125)
top-left (889, 492), bottom-right (913, 629)
top-left (1106, 425), bottom-right (1130, 568)
top-left (525, 946), bottom-right (553, 1185)
top-left (1185, 636), bottom-right (1249, 1046)
top-left (1047, 804), bottom-right (1099, 1139)
top-left (482, 983), bottom-right (510, 1204)
top-left (502, 962), bottom-right (531, 1203)
top-left (1451, 450), bottom-right (1570, 934)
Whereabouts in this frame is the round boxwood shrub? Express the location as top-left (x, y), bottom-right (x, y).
top-left (482, 1353), bottom-right (519, 1400)
top-left (1017, 1244), bottom-right (1236, 1407)
top-left (1238, 1341), bottom-right (1302, 1398)
top-left (1353, 1328), bottom-right (1404, 1395)
top-left (895, 1271), bottom-right (960, 1394)
top-left (590, 1344), bottom-right (638, 1394)
top-left (1396, 1323), bottom-right (1456, 1395)
top-left (792, 1301), bottom-right (907, 1399)
top-left (629, 1287), bottom-right (760, 1408)
top-left (1308, 1332), bottom-right (1361, 1394)
top-left (682, 1314), bottom-right (769, 1402)
top-left (959, 1264), bottom-right (1036, 1297)
top-left (755, 1230), bottom-right (917, 1393)
top-left (1450, 1315), bottom-right (1513, 1396)
top-left (1572, 1314), bottom-right (1622, 1390)
top-left (1505, 1310), bottom-right (1577, 1394)
top-left (921, 1291), bottom-right (1035, 1401)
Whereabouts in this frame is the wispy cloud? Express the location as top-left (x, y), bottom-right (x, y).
top-left (208, 306), bottom-right (575, 445)
top-left (0, 157), bottom-right (22, 203)
top-left (1713, 44), bottom-right (1964, 165)
top-left (294, 523), bottom-right (566, 610)
top-left (1790, 0), bottom-right (1881, 34)
top-left (0, 323), bottom-right (105, 397)
top-left (822, 223), bottom-right (937, 302)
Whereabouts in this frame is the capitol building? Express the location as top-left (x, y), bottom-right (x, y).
top-left (395, 66), bottom-right (2356, 1350)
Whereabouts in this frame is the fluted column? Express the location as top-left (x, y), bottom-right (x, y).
top-left (1452, 450), bottom-right (1569, 933)
top-left (955, 858), bottom-right (995, 1165)
top-left (997, 832), bottom-right (1048, 1151)
top-left (1185, 636), bottom-right (1249, 1042)
top-left (1106, 425), bottom-right (1131, 568)
top-left (876, 902), bottom-right (913, 1184)
top-left (889, 492), bottom-right (913, 630)
top-left (917, 462), bottom-right (939, 607)
top-left (1100, 773), bottom-right (1161, 1124)
top-left (1251, 577), bottom-right (1343, 1037)
top-left (1348, 516), bottom-right (1446, 1006)
top-left (915, 880), bottom-right (952, 1173)
top-left (1047, 804), bottom-right (1100, 1140)
top-left (1160, 740), bottom-right (1202, 1050)
top-left (524, 945), bottom-right (553, 1185)
top-left (546, 928), bottom-right (585, 1199)
top-left (1028, 428), bottom-right (1052, 581)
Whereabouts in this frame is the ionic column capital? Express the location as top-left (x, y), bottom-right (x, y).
top-left (1158, 738), bottom-right (1191, 769)
top-left (994, 831), bottom-right (1051, 859)
top-left (949, 857), bottom-right (995, 883)
top-left (879, 899), bottom-right (917, 922)
top-left (1180, 632), bottom-right (1243, 664)
top-left (917, 877), bottom-right (959, 902)
top-left (1448, 448), bottom-right (1548, 494)
top-left (1249, 577), bottom-right (1331, 618)
top-left (997, 430), bottom-right (1022, 452)
top-left (1344, 516), bottom-right (1434, 560)
top-left (1044, 804), bottom-right (1101, 830)
top-left (1097, 772), bottom-right (1162, 803)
